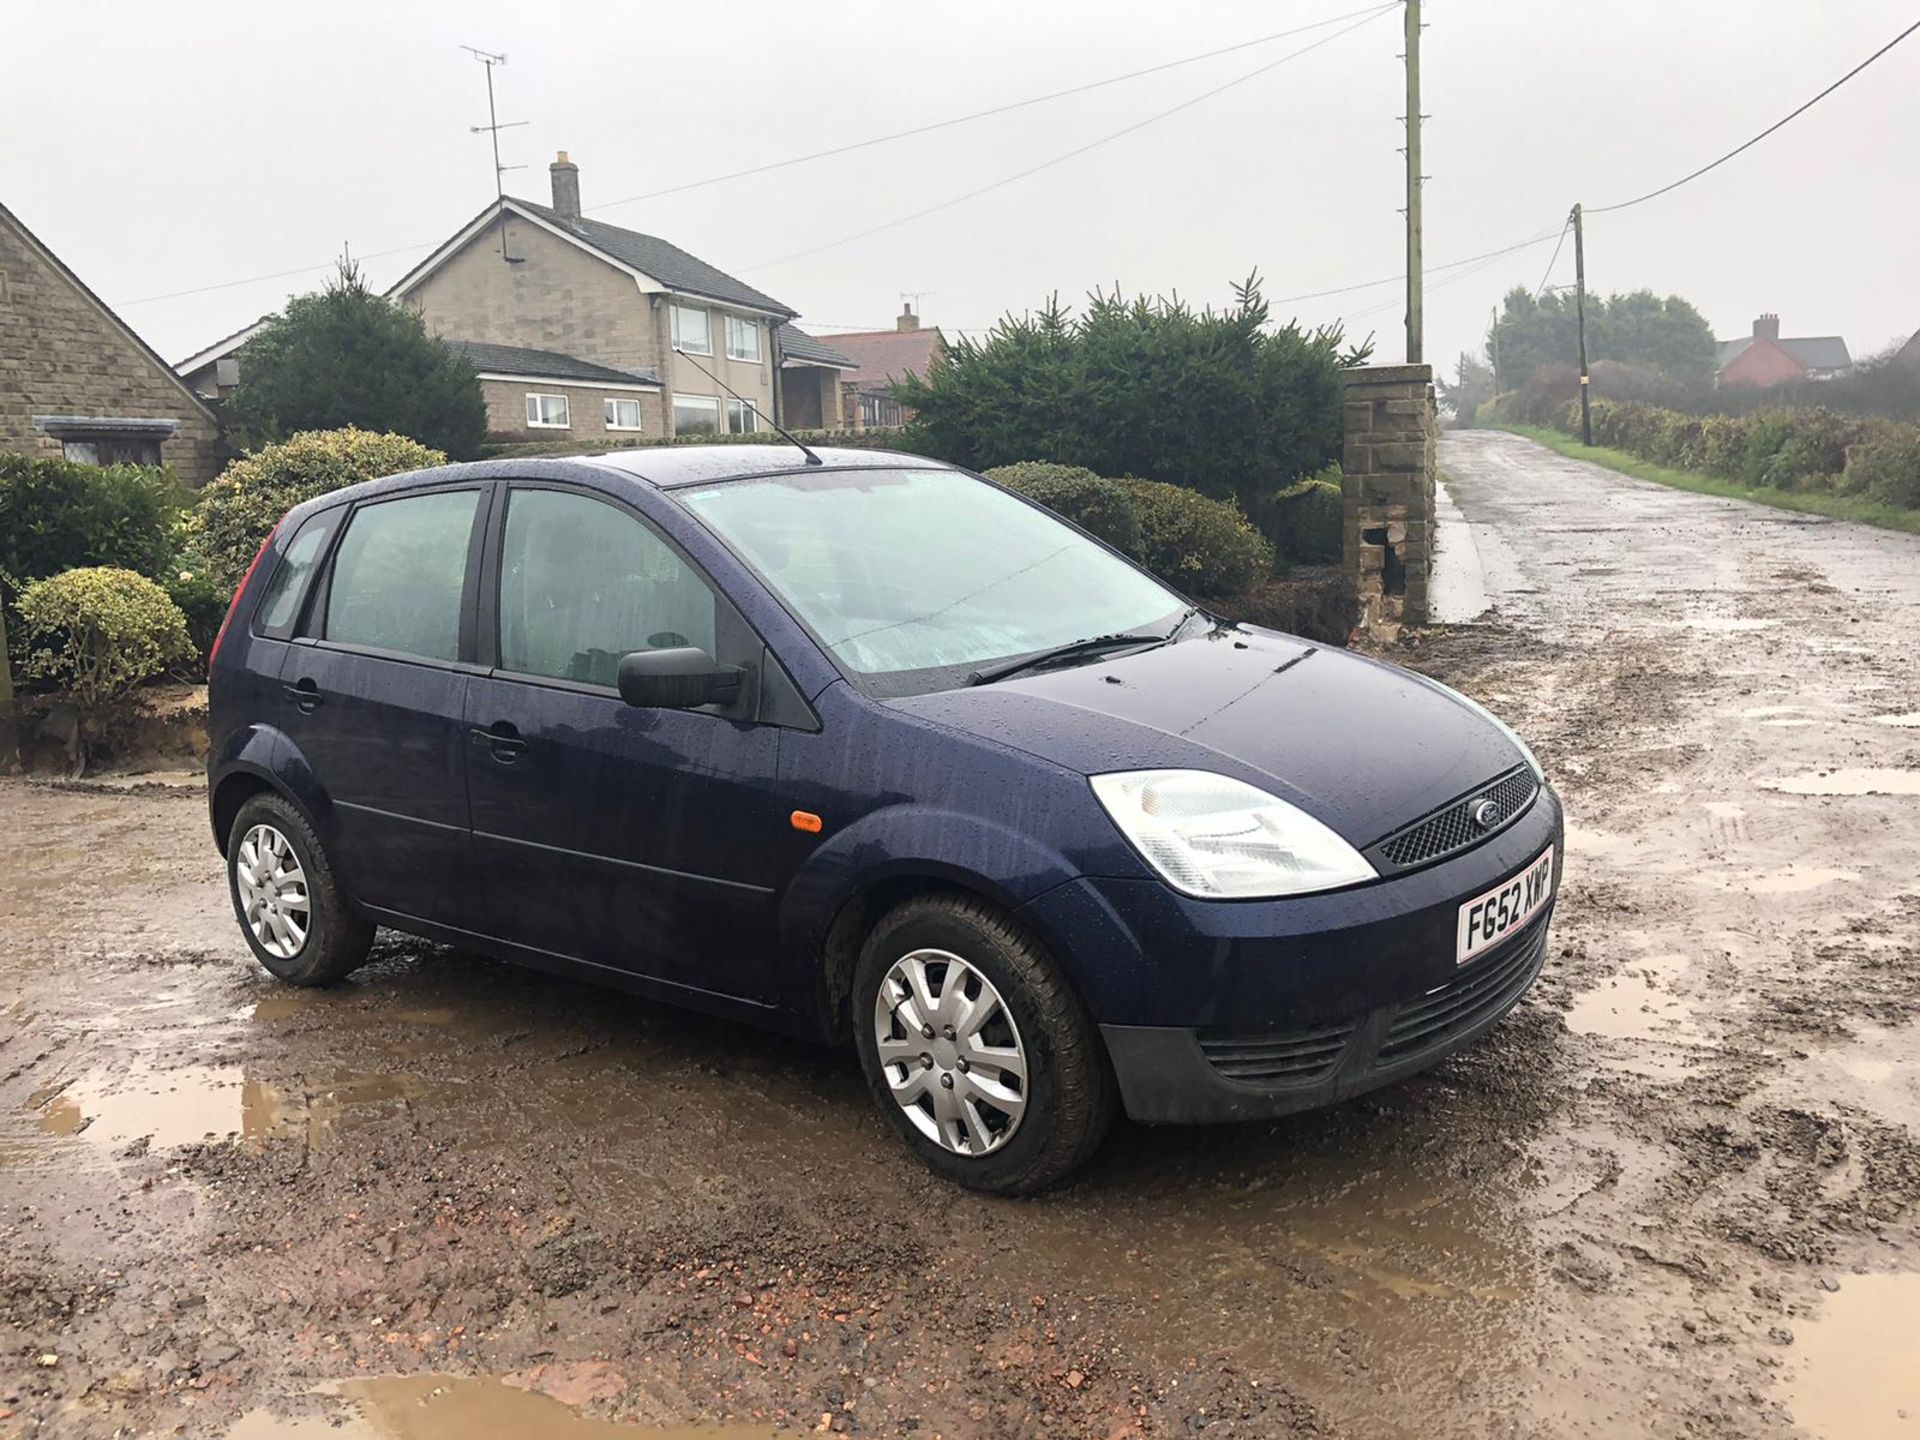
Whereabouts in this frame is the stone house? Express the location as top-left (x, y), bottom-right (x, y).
top-left (1, 199), bottom-right (223, 484)
top-left (1717, 314), bottom-right (1853, 388)
top-left (385, 152), bottom-right (855, 443)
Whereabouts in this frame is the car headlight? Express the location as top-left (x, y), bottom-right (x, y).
top-left (1090, 769), bottom-right (1377, 899)
top-left (1437, 684), bottom-right (1544, 779)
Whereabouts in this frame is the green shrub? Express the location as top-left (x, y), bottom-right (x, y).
top-left (1845, 432), bottom-right (1920, 508)
top-left (0, 454), bottom-right (188, 585)
top-left (1122, 479), bottom-right (1274, 597)
top-left (162, 557), bottom-right (231, 665)
top-left (1267, 469), bottom-right (1343, 564)
top-left (17, 567), bottom-right (194, 710)
top-left (982, 462), bottom-right (1144, 556)
top-left (188, 428), bottom-right (445, 593)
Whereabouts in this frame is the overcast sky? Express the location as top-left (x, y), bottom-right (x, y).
top-left (8, 1), bottom-right (1915, 376)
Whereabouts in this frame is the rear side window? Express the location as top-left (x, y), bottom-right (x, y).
top-left (498, 488), bottom-right (717, 688)
top-left (253, 509), bottom-right (340, 636)
top-left (323, 490), bottom-right (479, 661)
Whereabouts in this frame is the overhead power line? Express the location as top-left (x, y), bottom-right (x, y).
top-left (1531, 215), bottom-right (1572, 298)
top-left (745, 3), bottom-right (1401, 271)
top-left (588, 3), bottom-right (1400, 216)
top-left (118, 2), bottom-right (1396, 311)
top-left (1589, 16), bottom-right (1920, 215)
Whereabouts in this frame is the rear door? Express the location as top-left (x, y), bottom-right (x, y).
top-left (462, 481), bottom-right (790, 1003)
top-left (277, 485), bottom-right (488, 926)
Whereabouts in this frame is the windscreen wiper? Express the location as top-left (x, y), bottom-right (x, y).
top-left (966, 631), bottom-right (1170, 687)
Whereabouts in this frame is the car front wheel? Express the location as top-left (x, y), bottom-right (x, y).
top-left (227, 793), bottom-right (374, 986)
top-left (853, 894), bottom-right (1115, 1194)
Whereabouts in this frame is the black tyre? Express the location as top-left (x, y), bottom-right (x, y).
top-left (226, 793), bottom-right (374, 986)
top-left (853, 894), bottom-right (1115, 1195)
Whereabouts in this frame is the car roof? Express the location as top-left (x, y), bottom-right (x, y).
top-left (286, 444), bottom-right (953, 520)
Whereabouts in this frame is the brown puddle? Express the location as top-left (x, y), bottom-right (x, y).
top-left (1762, 768), bottom-right (1920, 797)
top-left (1743, 867), bottom-right (1860, 895)
top-left (226, 1375), bottom-right (780, 1440)
top-left (1565, 951), bottom-right (1700, 1043)
top-left (1785, 1273), bottom-right (1920, 1439)
top-left (30, 1061), bottom-right (422, 1152)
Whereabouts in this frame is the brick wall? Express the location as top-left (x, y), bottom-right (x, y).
top-left (1341, 363), bottom-right (1437, 636)
top-left (0, 209), bottom-right (223, 485)
top-left (478, 378), bottom-right (666, 445)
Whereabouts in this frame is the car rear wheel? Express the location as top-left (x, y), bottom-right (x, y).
top-left (226, 793), bottom-right (374, 986)
top-left (853, 894), bottom-right (1115, 1194)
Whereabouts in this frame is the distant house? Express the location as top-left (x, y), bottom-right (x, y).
top-left (0, 199), bottom-right (222, 483)
top-left (1717, 314), bottom-right (1852, 388)
top-left (176, 316), bottom-right (272, 401)
top-left (1892, 330), bottom-right (1920, 369)
top-left (817, 305), bottom-right (947, 428)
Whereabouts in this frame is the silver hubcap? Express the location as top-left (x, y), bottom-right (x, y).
top-left (235, 824), bottom-right (310, 960)
top-left (873, 948), bottom-right (1028, 1157)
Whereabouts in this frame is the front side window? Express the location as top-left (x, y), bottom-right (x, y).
top-left (683, 468), bottom-right (1182, 696)
top-left (603, 397), bottom-right (643, 430)
top-left (254, 509), bottom-right (341, 634)
top-left (671, 304), bottom-right (712, 355)
top-left (497, 488), bottom-right (717, 688)
top-left (726, 398), bottom-right (761, 434)
top-left (526, 393), bottom-right (571, 428)
top-left (725, 315), bottom-right (760, 362)
top-left (323, 490), bottom-right (479, 662)
top-left (674, 393), bottom-right (721, 435)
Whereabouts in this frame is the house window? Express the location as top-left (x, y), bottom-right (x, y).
top-left (860, 393), bottom-right (903, 428)
top-left (526, 393), bottom-right (571, 429)
top-left (603, 397), bottom-right (644, 430)
top-left (671, 304), bottom-right (712, 355)
top-left (726, 398), bottom-right (762, 434)
top-left (673, 393), bottom-right (721, 435)
top-left (725, 315), bottom-right (760, 363)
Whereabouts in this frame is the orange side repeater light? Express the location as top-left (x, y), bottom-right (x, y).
top-left (790, 810), bottom-right (824, 834)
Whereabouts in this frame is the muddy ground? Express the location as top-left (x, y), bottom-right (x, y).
top-left (4, 428), bottom-right (1918, 1439)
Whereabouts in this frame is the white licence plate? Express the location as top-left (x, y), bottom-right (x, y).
top-left (1456, 847), bottom-right (1556, 965)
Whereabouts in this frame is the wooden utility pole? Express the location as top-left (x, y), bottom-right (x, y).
top-left (1403, 0), bottom-right (1424, 364)
top-left (1489, 305), bottom-right (1501, 394)
top-left (1572, 203), bottom-right (1592, 445)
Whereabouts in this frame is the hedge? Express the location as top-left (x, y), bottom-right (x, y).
top-left (1502, 395), bottom-right (1920, 510)
top-left (0, 454), bottom-right (188, 586)
top-left (482, 426), bottom-right (921, 461)
top-left (981, 463), bottom-right (1144, 557)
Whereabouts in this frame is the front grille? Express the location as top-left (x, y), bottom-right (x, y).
top-left (1375, 767), bottom-right (1539, 871)
top-left (1197, 1019), bottom-right (1358, 1084)
top-left (1378, 914), bottom-right (1549, 1063)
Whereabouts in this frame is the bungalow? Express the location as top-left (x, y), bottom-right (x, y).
top-left (1717, 314), bottom-right (1852, 388)
top-left (1, 199), bottom-right (222, 483)
top-left (816, 305), bottom-right (947, 428)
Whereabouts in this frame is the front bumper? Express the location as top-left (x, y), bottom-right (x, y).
top-left (1100, 906), bottom-right (1551, 1122)
top-left (1019, 782), bottom-right (1563, 1124)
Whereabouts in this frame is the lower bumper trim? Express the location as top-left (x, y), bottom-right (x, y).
top-left (1102, 908), bottom-right (1551, 1125)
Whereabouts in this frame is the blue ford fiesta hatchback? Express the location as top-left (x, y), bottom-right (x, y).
top-left (207, 445), bottom-right (1561, 1193)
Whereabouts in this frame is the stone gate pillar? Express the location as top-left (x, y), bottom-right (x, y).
top-left (1341, 363), bottom-right (1437, 636)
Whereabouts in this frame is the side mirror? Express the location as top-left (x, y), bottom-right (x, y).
top-left (617, 647), bottom-right (743, 710)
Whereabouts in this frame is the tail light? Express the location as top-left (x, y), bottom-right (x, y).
top-left (207, 522), bottom-right (280, 673)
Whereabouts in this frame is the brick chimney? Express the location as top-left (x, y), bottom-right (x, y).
top-left (896, 302), bottom-right (920, 333)
top-left (550, 151), bottom-right (581, 220)
top-left (1753, 313), bottom-right (1780, 340)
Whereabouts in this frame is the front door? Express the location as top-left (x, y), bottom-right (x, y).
top-left (462, 484), bottom-right (788, 1003)
top-left (277, 486), bottom-right (486, 925)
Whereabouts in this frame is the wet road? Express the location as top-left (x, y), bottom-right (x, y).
top-left (4, 427), bottom-right (1920, 1438)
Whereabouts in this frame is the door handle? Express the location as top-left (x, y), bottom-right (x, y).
top-left (470, 725), bottom-right (529, 761)
top-left (283, 680), bottom-right (323, 712)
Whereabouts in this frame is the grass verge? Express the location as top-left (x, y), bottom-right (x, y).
top-left (1497, 424), bottom-right (1920, 536)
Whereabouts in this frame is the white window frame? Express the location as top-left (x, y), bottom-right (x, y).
top-left (725, 397), bottom-right (762, 434)
top-left (724, 314), bottom-right (761, 363)
top-left (673, 393), bottom-right (722, 434)
top-left (603, 397), bottom-right (644, 431)
top-left (526, 392), bottom-right (571, 429)
top-left (671, 304), bottom-right (712, 356)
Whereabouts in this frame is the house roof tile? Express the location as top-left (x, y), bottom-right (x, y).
top-left (447, 339), bottom-right (660, 386)
top-left (510, 199), bottom-right (795, 317)
top-left (811, 328), bottom-right (945, 391)
top-left (1717, 334), bottom-right (1853, 372)
top-left (775, 324), bottom-right (857, 368)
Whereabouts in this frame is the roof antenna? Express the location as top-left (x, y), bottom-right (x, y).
top-left (672, 347), bottom-right (823, 466)
top-left (461, 45), bottom-right (527, 205)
